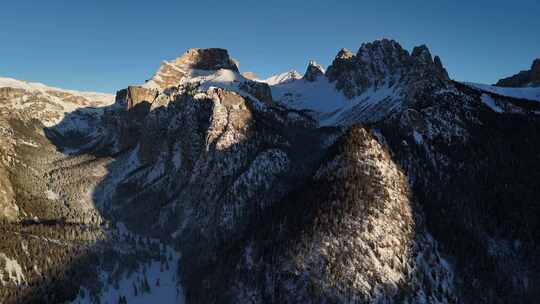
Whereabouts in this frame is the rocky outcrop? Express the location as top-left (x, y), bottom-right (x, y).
top-left (0, 164), bottom-right (18, 221)
top-left (116, 86), bottom-right (158, 110)
top-left (496, 58), bottom-right (540, 87)
top-left (335, 48), bottom-right (354, 60)
top-left (0, 87), bottom-right (25, 99)
top-left (303, 60), bottom-right (325, 82)
top-left (239, 81), bottom-right (273, 105)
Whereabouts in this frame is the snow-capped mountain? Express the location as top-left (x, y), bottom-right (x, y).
top-left (267, 39), bottom-right (452, 126)
top-left (1, 40), bottom-right (540, 304)
top-left (262, 70), bottom-right (302, 86)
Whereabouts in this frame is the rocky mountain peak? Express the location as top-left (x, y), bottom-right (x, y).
top-left (114, 47), bottom-right (274, 115)
top-left (336, 48), bottom-right (354, 60)
top-left (173, 48), bottom-right (239, 72)
top-left (115, 86), bottom-right (158, 110)
top-left (326, 39), bottom-right (449, 99)
top-left (411, 44), bottom-right (433, 63)
top-left (355, 39), bottom-right (409, 66)
top-left (303, 60), bottom-right (325, 82)
top-left (144, 48), bottom-right (239, 90)
top-left (433, 55), bottom-right (446, 73)
top-left (496, 57), bottom-right (540, 87)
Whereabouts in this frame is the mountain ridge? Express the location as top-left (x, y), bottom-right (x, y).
top-left (1, 38), bottom-right (540, 303)
top-left (496, 57), bottom-right (540, 87)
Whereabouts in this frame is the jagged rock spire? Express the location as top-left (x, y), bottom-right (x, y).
top-left (411, 45), bottom-right (433, 63)
top-left (326, 39), bottom-right (450, 99)
top-left (304, 60), bottom-right (325, 82)
top-left (433, 55), bottom-right (449, 79)
top-left (336, 48), bottom-right (354, 60)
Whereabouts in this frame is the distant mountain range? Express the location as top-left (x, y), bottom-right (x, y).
top-left (0, 39), bottom-right (539, 304)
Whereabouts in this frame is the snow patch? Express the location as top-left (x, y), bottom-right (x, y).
top-left (45, 190), bottom-right (60, 201)
top-left (480, 94), bottom-right (504, 113)
top-left (0, 253), bottom-right (26, 286)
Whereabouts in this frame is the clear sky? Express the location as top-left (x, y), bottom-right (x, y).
top-left (1, 0), bottom-right (539, 93)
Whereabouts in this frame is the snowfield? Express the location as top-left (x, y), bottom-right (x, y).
top-left (465, 82), bottom-right (540, 102)
top-left (266, 76), bottom-right (401, 126)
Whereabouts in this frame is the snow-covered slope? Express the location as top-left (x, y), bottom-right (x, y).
top-left (267, 40), bottom-right (450, 126)
top-left (0, 77), bottom-right (113, 105)
top-left (464, 82), bottom-right (540, 102)
top-left (262, 70), bottom-right (302, 86)
top-left (71, 223), bottom-right (184, 304)
top-left (0, 76), bottom-right (114, 127)
top-left (269, 75), bottom-right (402, 126)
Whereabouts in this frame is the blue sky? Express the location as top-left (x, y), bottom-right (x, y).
top-left (1, 0), bottom-right (539, 92)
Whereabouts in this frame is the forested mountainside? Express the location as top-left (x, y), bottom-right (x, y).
top-left (1, 40), bottom-right (539, 303)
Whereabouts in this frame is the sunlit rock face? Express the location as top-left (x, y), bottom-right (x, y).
top-left (145, 48), bottom-right (239, 90)
top-left (115, 86), bottom-right (158, 110)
